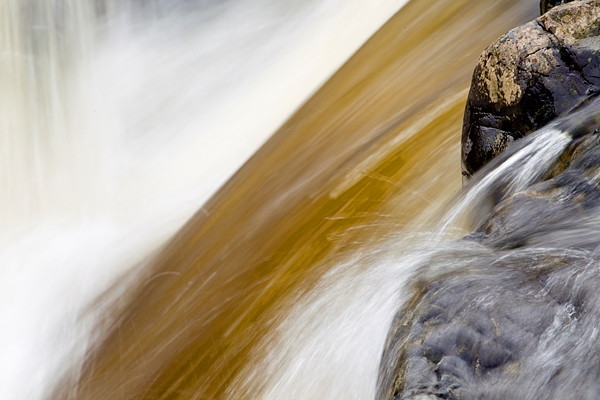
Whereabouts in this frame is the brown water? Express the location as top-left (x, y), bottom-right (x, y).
top-left (60, 0), bottom-right (538, 398)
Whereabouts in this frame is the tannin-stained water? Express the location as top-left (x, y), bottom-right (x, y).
top-left (1, 0), bottom-right (408, 399)
top-left (3, 0), bottom-right (548, 399)
top-left (47, 0), bottom-right (539, 399)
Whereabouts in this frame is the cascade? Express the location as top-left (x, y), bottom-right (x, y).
top-left (1, 0), bottom-right (407, 398)
top-left (8, 0), bottom-right (588, 399)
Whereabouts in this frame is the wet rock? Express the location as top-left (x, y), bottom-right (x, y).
top-left (403, 357), bottom-right (438, 392)
top-left (376, 248), bottom-right (594, 400)
top-left (481, 135), bottom-right (600, 249)
top-left (380, 58), bottom-right (600, 400)
top-left (436, 356), bottom-right (474, 385)
top-left (379, 3), bottom-right (600, 399)
top-left (379, 140), bottom-right (600, 397)
top-left (462, 0), bottom-right (600, 179)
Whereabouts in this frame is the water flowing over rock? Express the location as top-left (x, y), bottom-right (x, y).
top-left (379, 1), bottom-right (600, 399)
top-left (461, 0), bottom-right (600, 179)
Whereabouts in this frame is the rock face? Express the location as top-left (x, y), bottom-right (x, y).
top-left (377, 250), bottom-right (593, 400)
top-left (461, 0), bottom-right (600, 179)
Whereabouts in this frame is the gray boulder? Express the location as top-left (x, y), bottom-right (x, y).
top-left (462, 0), bottom-right (600, 179)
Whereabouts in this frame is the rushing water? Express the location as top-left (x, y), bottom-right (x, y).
top-left (1, 0), bottom-right (545, 399)
top-left (1, 1), bottom-right (406, 398)
top-left (377, 98), bottom-right (600, 399)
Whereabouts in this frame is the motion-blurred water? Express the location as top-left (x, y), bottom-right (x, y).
top-left (5, 0), bottom-right (565, 399)
top-left (1, 1), bottom-right (407, 398)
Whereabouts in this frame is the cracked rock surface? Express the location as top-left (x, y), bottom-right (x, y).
top-left (462, 0), bottom-right (600, 179)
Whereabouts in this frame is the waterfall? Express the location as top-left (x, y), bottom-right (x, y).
top-left (229, 102), bottom-right (598, 400)
top-left (1, 1), bottom-right (407, 399)
top-left (7, 0), bottom-right (577, 399)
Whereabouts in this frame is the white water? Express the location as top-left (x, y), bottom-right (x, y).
top-left (232, 118), bottom-right (581, 400)
top-left (228, 237), bottom-right (432, 399)
top-left (0, 1), bottom-right (408, 398)
top-left (440, 127), bottom-right (571, 235)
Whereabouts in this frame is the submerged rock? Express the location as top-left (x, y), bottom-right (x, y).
top-left (378, 126), bottom-right (600, 399)
top-left (461, 0), bottom-right (600, 179)
top-left (377, 245), bottom-right (600, 400)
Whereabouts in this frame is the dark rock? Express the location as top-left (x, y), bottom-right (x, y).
top-left (541, 0), bottom-right (576, 15)
top-left (462, 0), bottom-right (600, 179)
top-left (422, 325), bottom-right (482, 365)
top-left (436, 356), bottom-right (474, 384)
top-left (403, 357), bottom-right (438, 392)
top-left (480, 135), bottom-right (600, 249)
top-left (376, 248), bottom-right (592, 400)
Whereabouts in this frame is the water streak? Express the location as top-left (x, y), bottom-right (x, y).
top-left (440, 127), bottom-right (570, 235)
